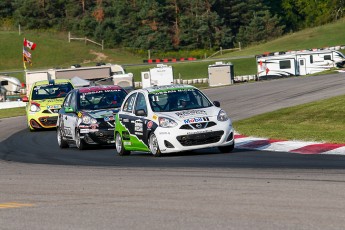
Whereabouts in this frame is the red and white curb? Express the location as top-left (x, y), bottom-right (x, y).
top-left (235, 134), bottom-right (345, 155)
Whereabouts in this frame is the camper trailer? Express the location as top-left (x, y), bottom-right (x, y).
top-left (256, 48), bottom-right (345, 79)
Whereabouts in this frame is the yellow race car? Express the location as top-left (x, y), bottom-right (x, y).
top-left (23, 79), bottom-right (74, 131)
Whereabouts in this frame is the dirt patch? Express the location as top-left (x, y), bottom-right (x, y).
top-left (83, 50), bottom-right (109, 64)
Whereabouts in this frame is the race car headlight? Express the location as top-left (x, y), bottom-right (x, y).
top-left (82, 115), bottom-right (97, 124)
top-left (217, 109), bottom-right (229, 121)
top-left (159, 117), bottom-right (178, 128)
top-left (30, 103), bottom-right (40, 112)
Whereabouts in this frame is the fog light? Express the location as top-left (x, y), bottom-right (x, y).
top-left (164, 140), bottom-right (174, 148)
top-left (226, 132), bottom-right (233, 142)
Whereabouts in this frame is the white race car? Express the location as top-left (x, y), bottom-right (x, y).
top-left (114, 84), bottom-right (234, 157)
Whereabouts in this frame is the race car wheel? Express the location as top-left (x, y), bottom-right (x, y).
top-left (75, 130), bottom-right (88, 150)
top-left (115, 132), bottom-right (130, 156)
top-left (149, 133), bottom-right (162, 157)
top-left (57, 127), bottom-right (69, 148)
top-left (218, 142), bottom-right (235, 153)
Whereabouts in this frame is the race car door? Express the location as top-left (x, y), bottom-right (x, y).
top-left (119, 92), bottom-right (149, 151)
top-left (60, 91), bottom-right (78, 140)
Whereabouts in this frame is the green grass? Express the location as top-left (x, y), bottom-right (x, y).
top-left (220, 17), bottom-right (345, 58)
top-left (233, 95), bottom-right (345, 144)
top-left (0, 107), bottom-right (25, 119)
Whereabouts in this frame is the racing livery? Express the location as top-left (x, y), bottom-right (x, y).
top-left (22, 79), bottom-right (74, 131)
top-left (114, 84), bottom-right (235, 157)
top-left (57, 85), bottom-right (127, 150)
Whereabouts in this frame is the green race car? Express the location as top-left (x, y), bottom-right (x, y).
top-left (23, 79), bottom-right (74, 131)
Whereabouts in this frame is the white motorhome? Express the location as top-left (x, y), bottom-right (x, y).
top-left (25, 64), bottom-right (133, 96)
top-left (256, 48), bottom-right (345, 79)
top-left (141, 64), bottom-right (174, 88)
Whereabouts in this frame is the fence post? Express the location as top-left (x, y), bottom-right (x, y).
top-left (102, 40), bottom-right (104, 50)
top-left (239, 42), bottom-right (241, 51)
top-left (18, 24), bottom-right (21, 35)
top-left (85, 37), bottom-right (87, 45)
top-left (220, 47), bottom-right (222, 55)
top-left (68, 31), bottom-right (70, 42)
top-left (148, 50), bottom-right (151, 60)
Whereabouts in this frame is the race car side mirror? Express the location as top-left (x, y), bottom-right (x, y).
top-left (135, 109), bottom-right (147, 117)
top-left (213, 101), bottom-right (220, 107)
top-left (65, 106), bottom-right (75, 113)
top-left (22, 96), bottom-right (29, 102)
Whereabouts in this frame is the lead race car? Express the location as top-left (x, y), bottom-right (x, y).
top-left (114, 84), bottom-right (235, 157)
top-left (57, 85), bottom-right (128, 150)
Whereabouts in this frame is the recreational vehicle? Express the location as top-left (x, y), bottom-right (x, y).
top-left (256, 49), bottom-right (345, 79)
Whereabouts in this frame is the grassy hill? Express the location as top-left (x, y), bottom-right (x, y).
top-left (1, 18), bottom-right (345, 82)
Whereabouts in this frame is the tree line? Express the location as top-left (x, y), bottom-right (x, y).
top-left (0, 0), bottom-right (344, 51)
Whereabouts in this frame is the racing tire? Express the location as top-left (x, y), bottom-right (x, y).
top-left (75, 130), bottom-right (88, 150)
top-left (57, 127), bottom-right (69, 148)
top-left (115, 132), bottom-right (131, 156)
top-left (218, 142), bottom-right (235, 153)
top-left (148, 133), bottom-right (162, 157)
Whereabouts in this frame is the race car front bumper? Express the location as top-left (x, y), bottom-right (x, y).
top-left (154, 120), bottom-right (234, 153)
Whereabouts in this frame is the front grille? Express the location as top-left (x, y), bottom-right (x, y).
top-left (176, 130), bottom-right (224, 146)
top-left (89, 130), bottom-right (114, 143)
top-left (42, 109), bottom-right (60, 114)
top-left (97, 119), bottom-right (115, 129)
top-left (38, 116), bottom-right (58, 127)
top-left (180, 121), bottom-right (217, 130)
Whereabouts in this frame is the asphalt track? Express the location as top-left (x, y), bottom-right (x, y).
top-left (2, 73), bottom-right (345, 230)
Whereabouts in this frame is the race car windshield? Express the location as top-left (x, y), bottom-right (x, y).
top-left (78, 89), bottom-right (127, 110)
top-left (149, 88), bottom-right (213, 112)
top-left (31, 83), bottom-right (73, 100)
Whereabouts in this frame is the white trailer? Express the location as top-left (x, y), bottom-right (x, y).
top-left (208, 62), bottom-right (234, 87)
top-left (256, 49), bottom-right (345, 79)
top-left (25, 64), bottom-right (133, 96)
top-left (141, 64), bottom-right (174, 88)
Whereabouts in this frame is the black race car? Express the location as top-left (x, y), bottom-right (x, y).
top-left (56, 85), bottom-right (127, 150)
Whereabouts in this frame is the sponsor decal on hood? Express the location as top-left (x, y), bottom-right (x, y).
top-left (175, 109), bottom-right (207, 118)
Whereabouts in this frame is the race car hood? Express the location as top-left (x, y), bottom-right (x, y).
top-left (32, 98), bottom-right (65, 108)
top-left (155, 107), bottom-right (221, 122)
top-left (82, 108), bottom-right (120, 119)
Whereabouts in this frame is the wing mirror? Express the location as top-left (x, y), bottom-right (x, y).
top-left (213, 101), bottom-right (220, 107)
top-left (135, 109), bottom-right (147, 117)
top-left (22, 96), bottom-right (29, 102)
top-left (64, 106), bottom-right (75, 113)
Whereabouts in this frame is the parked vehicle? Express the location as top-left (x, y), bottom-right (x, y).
top-left (25, 63), bottom-right (133, 96)
top-left (114, 84), bottom-right (235, 157)
top-left (57, 85), bottom-right (128, 150)
top-left (256, 49), bottom-right (345, 78)
top-left (23, 79), bottom-right (74, 131)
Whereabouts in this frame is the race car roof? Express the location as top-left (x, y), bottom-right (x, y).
top-left (144, 84), bottom-right (196, 93)
top-left (78, 85), bottom-right (124, 93)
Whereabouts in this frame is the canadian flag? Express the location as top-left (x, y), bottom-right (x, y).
top-left (23, 38), bottom-right (36, 50)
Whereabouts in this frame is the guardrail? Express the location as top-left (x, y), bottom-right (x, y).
top-left (68, 32), bottom-right (104, 50)
top-left (0, 101), bottom-right (26, 110)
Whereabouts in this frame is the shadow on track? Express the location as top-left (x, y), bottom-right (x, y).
top-left (1, 129), bottom-right (345, 170)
